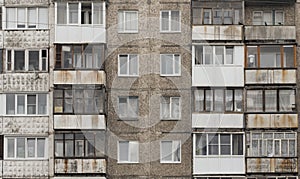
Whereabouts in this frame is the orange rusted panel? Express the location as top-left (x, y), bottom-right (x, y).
top-left (247, 114), bottom-right (298, 129)
top-left (247, 158), bottom-right (297, 173)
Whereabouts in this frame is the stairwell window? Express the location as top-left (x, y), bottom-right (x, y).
top-left (160, 10), bottom-right (180, 32)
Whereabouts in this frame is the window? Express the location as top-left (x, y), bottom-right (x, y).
top-left (160, 97), bottom-right (181, 120)
top-left (118, 11), bottom-right (138, 33)
top-left (192, 8), bottom-right (239, 25)
top-left (246, 89), bottom-right (295, 112)
top-left (56, 2), bottom-right (104, 25)
top-left (194, 46), bottom-right (234, 65)
top-left (118, 141), bottom-right (139, 163)
top-left (252, 11), bottom-right (284, 25)
top-left (195, 133), bottom-right (243, 156)
top-left (118, 54), bottom-right (138, 76)
top-left (160, 10), bottom-right (180, 32)
top-left (54, 132), bottom-right (104, 158)
top-left (6, 137), bottom-right (46, 159)
top-left (250, 132), bottom-right (296, 157)
top-left (6, 7), bottom-right (48, 29)
top-left (160, 54), bottom-right (181, 76)
top-left (6, 49), bottom-right (48, 72)
top-left (55, 44), bottom-right (104, 69)
top-left (118, 96), bottom-right (138, 119)
top-left (193, 89), bottom-right (243, 112)
top-left (53, 85), bottom-right (105, 114)
top-left (161, 140), bottom-right (181, 163)
top-left (246, 46), bottom-right (295, 68)
top-left (6, 94), bottom-right (47, 115)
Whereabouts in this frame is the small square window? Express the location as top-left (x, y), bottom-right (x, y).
top-left (160, 54), bottom-right (181, 76)
top-left (160, 97), bottom-right (181, 120)
top-left (160, 10), bottom-right (180, 32)
top-left (118, 11), bottom-right (138, 33)
top-left (161, 140), bottom-right (181, 163)
top-left (118, 54), bottom-right (138, 76)
top-left (118, 141), bottom-right (139, 163)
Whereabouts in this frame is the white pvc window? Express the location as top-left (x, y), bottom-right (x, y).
top-left (160, 10), bottom-right (180, 32)
top-left (253, 11), bottom-right (284, 25)
top-left (160, 97), bottom-right (181, 120)
top-left (118, 96), bottom-right (139, 119)
top-left (6, 49), bottom-right (48, 72)
top-left (5, 137), bottom-right (47, 159)
top-left (194, 46), bottom-right (234, 65)
top-left (161, 140), bottom-right (181, 163)
top-left (195, 133), bottom-right (244, 156)
top-left (118, 141), bottom-right (139, 163)
top-left (118, 11), bottom-right (138, 33)
top-left (250, 132), bottom-right (296, 157)
top-left (118, 54), bottom-right (138, 76)
top-left (56, 2), bottom-right (104, 25)
top-left (6, 7), bottom-right (48, 29)
top-left (160, 54), bottom-right (181, 76)
top-left (5, 94), bottom-right (48, 115)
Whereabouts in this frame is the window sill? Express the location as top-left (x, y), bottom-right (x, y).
top-left (160, 31), bottom-right (181, 33)
top-left (160, 74), bottom-right (181, 77)
top-left (161, 118), bottom-right (181, 121)
top-left (160, 161), bottom-right (181, 164)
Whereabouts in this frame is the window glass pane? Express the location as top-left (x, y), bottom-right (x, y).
top-left (94, 46), bottom-right (103, 68)
top-left (37, 138), bottom-right (45, 157)
top-left (213, 9), bottom-right (222, 24)
top-left (17, 8), bottom-right (26, 28)
top-left (260, 46), bottom-right (281, 68)
top-left (6, 94), bottom-right (15, 114)
top-left (214, 90), bottom-right (224, 112)
top-left (279, 90), bottom-right (295, 112)
top-left (119, 55), bottom-right (128, 75)
top-left (129, 55), bottom-right (138, 75)
top-left (81, 3), bottom-right (91, 24)
top-left (192, 8), bottom-right (202, 25)
top-left (57, 3), bottom-right (67, 24)
top-left (17, 95), bottom-right (25, 114)
top-left (205, 90), bottom-right (213, 111)
top-left (266, 140), bottom-right (273, 156)
top-left (253, 11), bottom-right (263, 25)
top-left (215, 46), bottom-right (224, 64)
top-left (17, 138), bottom-right (25, 158)
top-left (7, 138), bottom-right (15, 157)
top-left (203, 9), bottom-right (211, 24)
top-left (265, 90), bottom-right (277, 112)
top-left (208, 134), bottom-right (218, 155)
top-left (275, 140), bottom-right (280, 156)
top-left (234, 10), bottom-right (240, 24)
top-left (247, 46), bottom-right (258, 68)
top-left (195, 46), bottom-right (203, 65)
top-left (39, 8), bottom-right (48, 29)
top-left (29, 51), bottom-right (39, 71)
top-left (73, 46), bottom-right (82, 68)
top-left (93, 3), bottom-right (103, 24)
top-left (232, 134), bottom-right (243, 155)
top-left (28, 8), bottom-right (36, 28)
top-left (281, 140), bottom-right (288, 156)
top-left (263, 12), bottom-right (272, 25)
top-left (196, 134), bottom-right (206, 155)
top-left (289, 140), bottom-right (296, 156)
top-left (84, 46), bottom-right (93, 68)
top-left (225, 90), bottom-right (233, 111)
top-left (65, 140), bottom-right (74, 157)
top-left (27, 138), bottom-right (35, 157)
top-left (161, 141), bottom-right (172, 161)
top-left (119, 141), bottom-right (129, 162)
top-left (119, 97), bottom-right (127, 117)
top-left (275, 11), bottom-right (284, 25)
top-left (64, 90), bottom-right (73, 113)
top-left (284, 46), bottom-right (294, 67)
top-left (171, 97), bottom-right (180, 118)
top-left (69, 3), bottom-right (78, 24)
top-left (161, 11), bottom-right (169, 31)
top-left (173, 141), bottom-right (180, 162)
top-left (7, 8), bottom-right (16, 28)
top-left (128, 97), bottom-right (138, 118)
top-left (194, 90), bottom-right (204, 112)
top-left (247, 90), bottom-right (263, 112)
top-left (224, 10), bottom-right (232, 24)
top-left (15, 51), bottom-right (25, 71)
top-left (225, 47), bottom-right (233, 64)
top-left (55, 140), bottom-right (63, 157)
top-left (125, 11), bottom-right (137, 31)
top-left (161, 54), bottom-right (173, 75)
top-left (170, 11), bottom-right (180, 31)
top-left (130, 142), bottom-right (138, 162)
top-left (234, 90), bottom-right (243, 112)
top-left (174, 55), bottom-right (180, 74)
top-left (27, 95), bottom-right (37, 114)
top-left (161, 97), bottom-right (170, 119)
top-left (38, 94), bottom-right (47, 114)
top-left (220, 134), bottom-right (230, 155)
top-left (204, 46), bottom-right (213, 64)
